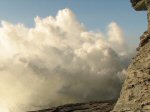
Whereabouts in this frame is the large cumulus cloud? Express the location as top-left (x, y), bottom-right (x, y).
top-left (0, 9), bottom-right (134, 112)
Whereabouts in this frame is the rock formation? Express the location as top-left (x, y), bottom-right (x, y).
top-left (112, 32), bottom-right (150, 112)
top-left (28, 101), bottom-right (116, 112)
top-left (112, 1), bottom-right (150, 111)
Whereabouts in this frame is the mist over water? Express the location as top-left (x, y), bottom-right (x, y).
top-left (0, 9), bottom-right (134, 112)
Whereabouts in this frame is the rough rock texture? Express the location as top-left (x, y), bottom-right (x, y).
top-left (112, 32), bottom-right (150, 112)
top-left (28, 101), bottom-right (116, 112)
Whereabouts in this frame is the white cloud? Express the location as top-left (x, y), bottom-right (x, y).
top-left (0, 8), bottom-right (135, 112)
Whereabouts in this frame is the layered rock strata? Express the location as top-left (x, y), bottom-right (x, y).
top-left (28, 101), bottom-right (116, 112)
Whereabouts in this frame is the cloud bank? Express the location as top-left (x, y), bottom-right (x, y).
top-left (0, 9), bottom-right (134, 112)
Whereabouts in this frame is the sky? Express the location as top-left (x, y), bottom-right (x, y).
top-left (0, 0), bottom-right (147, 46)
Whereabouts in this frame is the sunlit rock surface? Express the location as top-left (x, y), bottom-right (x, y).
top-left (112, 32), bottom-right (150, 112)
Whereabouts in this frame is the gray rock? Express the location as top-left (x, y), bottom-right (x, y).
top-left (112, 32), bottom-right (150, 112)
top-left (28, 101), bottom-right (116, 112)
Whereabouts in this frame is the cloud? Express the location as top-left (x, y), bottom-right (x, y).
top-left (0, 8), bottom-right (135, 112)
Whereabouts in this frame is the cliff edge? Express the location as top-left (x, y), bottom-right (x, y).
top-left (112, 32), bottom-right (150, 112)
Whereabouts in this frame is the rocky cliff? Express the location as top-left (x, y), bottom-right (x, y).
top-left (112, 32), bottom-right (150, 112)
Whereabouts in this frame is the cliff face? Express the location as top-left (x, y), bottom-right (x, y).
top-left (112, 32), bottom-right (150, 112)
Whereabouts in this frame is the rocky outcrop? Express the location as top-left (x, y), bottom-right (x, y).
top-left (28, 101), bottom-right (116, 112)
top-left (112, 32), bottom-right (150, 112)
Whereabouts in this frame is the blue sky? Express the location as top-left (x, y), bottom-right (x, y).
top-left (0, 0), bottom-right (147, 46)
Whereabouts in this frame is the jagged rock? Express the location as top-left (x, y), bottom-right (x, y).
top-left (28, 101), bottom-right (116, 112)
top-left (136, 31), bottom-right (150, 51)
top-left (139, 31), bottom-right (150, 47)
top-left (112, 32), bottom-right (150, 112)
